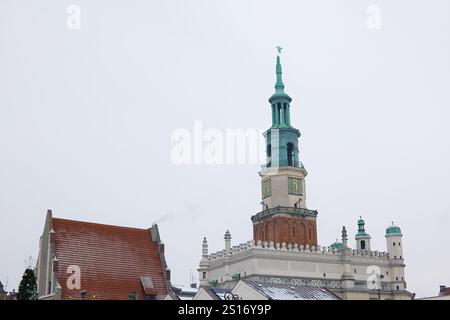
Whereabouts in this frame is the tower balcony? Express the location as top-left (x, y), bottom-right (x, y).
top-left (251, 206), bottom-right (318, 223)
top-left (261, 160), bottom-right (302, 170)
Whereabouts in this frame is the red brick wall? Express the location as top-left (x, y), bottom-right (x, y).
top-left (253, 216), bottom-right (317, 246)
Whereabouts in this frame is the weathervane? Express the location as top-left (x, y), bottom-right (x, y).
top-left (276, 46), bottom-right (283, 54)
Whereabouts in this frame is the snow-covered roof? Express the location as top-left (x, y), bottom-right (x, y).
top-left (243, 280), bottom-right (340, 300)
top-left (211, 288), bottom-right (229, 300)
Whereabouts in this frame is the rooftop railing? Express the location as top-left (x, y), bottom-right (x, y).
top-left (251, 206), bottom-right (318, 222)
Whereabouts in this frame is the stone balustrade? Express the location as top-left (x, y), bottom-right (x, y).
top-left (207, 240), bottom-right (389, 261)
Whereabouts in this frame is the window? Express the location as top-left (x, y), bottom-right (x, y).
top-left (393, 242), bottom-right (396, 246)
top-left (202, 272), bottom-right (206, 279)
top-left (396, 277), bottom-right (398, 281)
top-left (309, 228), bottom-right (312, 239)
top-left (354, 269), bottom-right (357, 274)
top-left (323, 273), bottom-right (326, 277)
top-left (287, 143), bottom-right (294, 166)
top-left (278, 103), bottom-right (283, 123)
top-left (396, 286), bottom-right (400, 291)
top-left (394, 256), bottom-right (397, 259)
top-left (386, 271), bottom-right (389, 275)
top-left (360, 240), bottom-right (366, 250)
top-left (398, 242), bottom-right (401, 246)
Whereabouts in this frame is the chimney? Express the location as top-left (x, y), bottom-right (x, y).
top-left (159, 242), bottom-right (165, 254)
top-left (165, 267), bottom-right (171, 281)
top-left (439, 285), bottom-right (447, 296)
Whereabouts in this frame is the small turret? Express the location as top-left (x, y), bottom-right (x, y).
top-left (329, 239), bottom-right (343, 250)
top-left (355, 217), bottom-right (371, 251)
top-left (198, 237), bottom-right (210, 286)
top-left (385, 222), bottom-right (405, 291)
top-left (224, 230), bottom-right (232, 256)
top-left (202, 237), bottom-right (208, 258)
top-left (385, 222), bottom-right (403, 259)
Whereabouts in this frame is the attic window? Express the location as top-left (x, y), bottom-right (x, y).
top-left (140, 276), bottom-right (157, 298)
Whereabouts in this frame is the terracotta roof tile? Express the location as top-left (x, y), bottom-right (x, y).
top-left (52, 218), bottom-right (168, 300)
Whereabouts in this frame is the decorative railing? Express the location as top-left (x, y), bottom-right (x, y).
top-left (206, 240), bottom-right (389, 261)
top-left (261, 160), bottom-right (302, 170)
top-left (251, 206), bottom-right (318, 222)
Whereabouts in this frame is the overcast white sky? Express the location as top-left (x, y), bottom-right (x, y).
top-left (0, 0), bottom-right (449, 298)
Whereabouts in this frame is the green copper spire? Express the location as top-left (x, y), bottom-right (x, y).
top-left (275, 55), bottom-right (285, 93)
top-left (264, 47), bottom-right (301, 169)
top-left (269, 48), bottom-right (292, 103)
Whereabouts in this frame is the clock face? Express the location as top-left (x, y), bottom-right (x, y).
top-left (262, 179), bottom-right (271, 199)
top-left (288, 177), bottom-right (302, 196)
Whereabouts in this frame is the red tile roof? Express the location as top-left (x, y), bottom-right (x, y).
top-left (52, 218), bottom-right (168, 300)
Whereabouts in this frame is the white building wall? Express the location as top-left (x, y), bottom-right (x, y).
top-left (200, 240), bottom-right (412, 299)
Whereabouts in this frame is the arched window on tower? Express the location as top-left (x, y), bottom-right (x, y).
top-left (267, 144), bottom-right (272, 167)
top-left (360, 240), bottom-right (366, 250)
top-left (287, 143), bottom-right (294, 166)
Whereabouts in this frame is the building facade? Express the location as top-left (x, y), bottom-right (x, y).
top-left (35, 210), bottom-right (172, 300)
top-left (197, 52), bottom-right (413, 300)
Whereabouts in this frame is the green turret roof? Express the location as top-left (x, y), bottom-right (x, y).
top-left (386, 223), bottom-right (402, 235)
top-left (329, 240), bottom-right (343, 249)
top-left (355, 216), bottom-right (370, 238)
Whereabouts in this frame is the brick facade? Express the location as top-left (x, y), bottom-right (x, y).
top-left (253, 216), bottom-right (318, 246)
